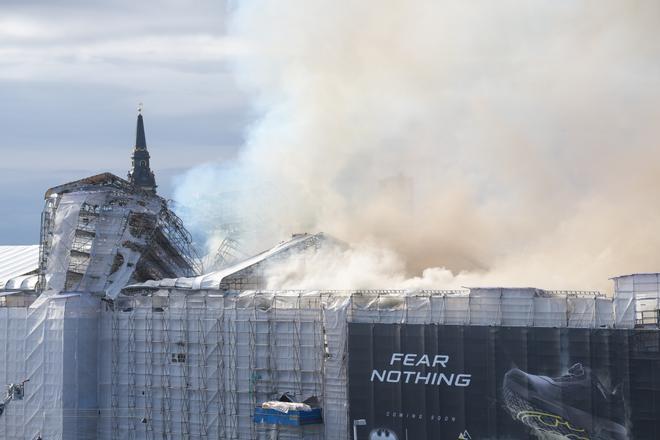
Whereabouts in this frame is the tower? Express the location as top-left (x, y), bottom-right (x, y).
top-left (128, 104), bottom-right (157, 193)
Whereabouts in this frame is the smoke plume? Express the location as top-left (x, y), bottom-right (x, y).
top-left (175, 1), bottom-right (660, 293)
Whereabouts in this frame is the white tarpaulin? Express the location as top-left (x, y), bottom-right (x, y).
top-left (0, 246), bottom-right (39, 291)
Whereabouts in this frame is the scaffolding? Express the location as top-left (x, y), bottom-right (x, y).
top-left (37, 195), bottom-right (59, 292)
top-left (0, 294), bottom-right (99, 440)
top-left (212, 236), bottom-right (246, 270)
top-left (65, 202), bottom-right (100, 291)
top-left (102, 291), bottom-right (325, 439)
top-left (37, 175), bottom-right (201, 299)
top-left (157, 207), bottom-right (202, 276)
top-left (0, 281), bottom-right (651, 440)
top-left (96, 287), bottom-right (627, 440)
top-left (613, 273), bottom-right (660, 327)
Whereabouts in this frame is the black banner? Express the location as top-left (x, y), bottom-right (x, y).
top-left (348, 324), bottom-right (660, 440)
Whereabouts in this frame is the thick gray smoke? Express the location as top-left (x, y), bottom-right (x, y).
top-left (175, 1), bottom-right (660, 293)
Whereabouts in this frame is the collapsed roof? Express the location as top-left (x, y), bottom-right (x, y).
top-left (40, 172), bottom-right (200, 298)
top-left (126, 232), bottom-right (328, 291)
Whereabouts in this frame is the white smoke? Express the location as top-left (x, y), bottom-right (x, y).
top-left (175, 0), bottom-right (660, 293)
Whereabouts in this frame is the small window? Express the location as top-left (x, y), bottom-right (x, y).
top-left (140, 160), bottom-right (147, 167)
top-left (171, 353), bottom-right (186, 363)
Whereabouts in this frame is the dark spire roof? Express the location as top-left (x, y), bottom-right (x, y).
top-left (135, 113), bottom-right (147, 150)
top-left (128, 104), bottom-right (157, 193)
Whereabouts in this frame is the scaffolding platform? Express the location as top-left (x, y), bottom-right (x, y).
top-left (253, 407), bottom-right (323, 426)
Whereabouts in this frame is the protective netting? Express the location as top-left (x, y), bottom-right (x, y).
top-left (98, 289), bottom-right (625, 440)
top-left (0, 294), bottom-right (99, 439)
top-left (0, 287), bottom-right (641, 439)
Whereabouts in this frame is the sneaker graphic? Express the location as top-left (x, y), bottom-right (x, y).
top-left (503, 363), bottom-right (627, 440)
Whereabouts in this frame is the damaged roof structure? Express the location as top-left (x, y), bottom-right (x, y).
top-left (37, 110), bottom-right (200, 300)
top-left (0, 108), bottom-right (659, 439)
top-left (128, 232), bottom-right (329, 292)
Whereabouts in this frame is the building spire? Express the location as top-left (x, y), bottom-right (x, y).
top-left (135, 102), bottom-right (147, 150)
top-left (128, 104), bottom-right (157, 193)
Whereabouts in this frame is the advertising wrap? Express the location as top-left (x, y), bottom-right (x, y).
top-left (348, 324), bottom-right (660, 440)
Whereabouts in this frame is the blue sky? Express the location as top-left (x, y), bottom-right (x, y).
top-left (0, 0), bottom-right (250, 244)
